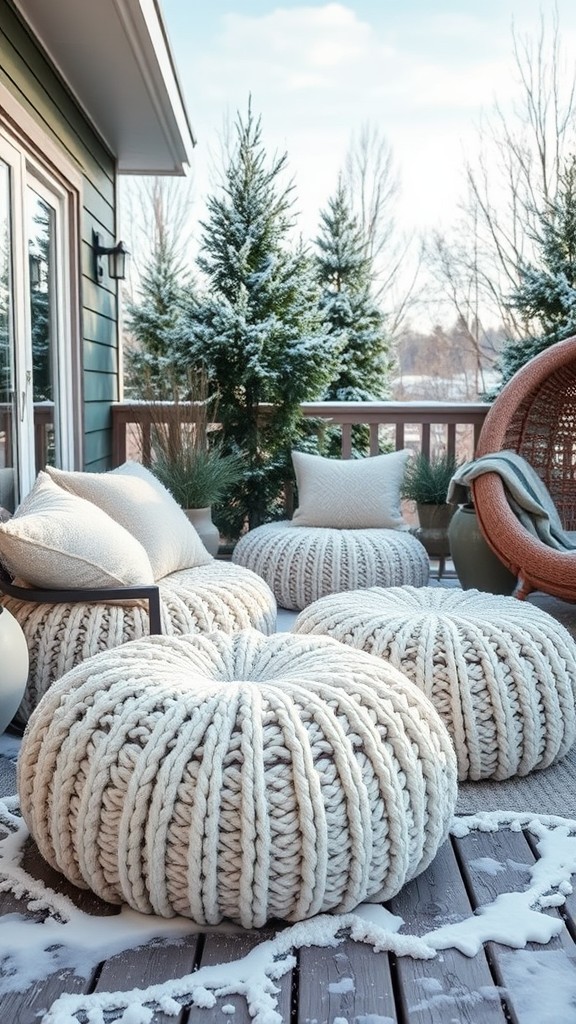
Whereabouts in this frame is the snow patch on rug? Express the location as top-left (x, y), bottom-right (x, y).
top-left (1, 798), bottom-right (576, 1024)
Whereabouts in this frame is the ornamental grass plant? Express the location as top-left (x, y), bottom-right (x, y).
top-left (140, 370), bottom-right (243, 510)
top-left (402, 451), bottom-right (461, 506)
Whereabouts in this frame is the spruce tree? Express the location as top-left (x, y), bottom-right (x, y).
top-left (177, 102), bottom-right (340, 537)
top-left (493, 155), bottom-right (576, 393)
top-left (125, 235), bottom-right (192, 397)
top-left (315, 179), bottom-right (391, 453)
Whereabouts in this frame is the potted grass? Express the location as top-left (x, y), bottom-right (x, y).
top-left (141, 370), bottom-right (243, 555)
top-left (402, 452), bottom-right (460, 566)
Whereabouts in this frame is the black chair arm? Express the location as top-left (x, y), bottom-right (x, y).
top-left (0, 564), bottom-right (163, 635)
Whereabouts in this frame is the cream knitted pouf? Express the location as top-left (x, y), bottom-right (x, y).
top-left (294, 586), bottom-right (576, 782)
top-left (18, 630), bottom-right (457, 928)
top-left (7, 561), bottom-right (277, 726)
top-left (231, 521), bottom-right (430, 610)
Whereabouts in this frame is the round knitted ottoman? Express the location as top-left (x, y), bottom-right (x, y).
top-left (231, 521), bottom-right (430, 610)
top-left (18, 630), bottom-right (457, 928)
top-left (294, 587), bottom-right (576, 781)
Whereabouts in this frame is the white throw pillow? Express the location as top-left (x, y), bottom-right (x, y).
top-left (0, 472), bottom-right (154, 589)
top-left (46, 462), bottom-right (212, 580)
top-left (291, 449), bottom-right (411, 529)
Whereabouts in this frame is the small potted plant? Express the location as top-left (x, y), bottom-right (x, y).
top-left (402, 452), bottom-right (460, 566)
top-left (141, 370), bottom-right (243, 555)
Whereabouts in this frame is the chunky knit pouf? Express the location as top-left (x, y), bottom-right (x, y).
top-left (18, 630), bottom-right (457, 927)
top-left (232, 521), bottom-right (429, 610)
top-left (8, 560), bottom-right (277, 726)
top-left (294, 586), bottom-right (576, 781)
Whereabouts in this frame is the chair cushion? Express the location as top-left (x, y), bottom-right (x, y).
top-left (47, 462), bottom-right (212, 580)
top-left (291, 449), bottom-right (410, 529)
top-left (0, 472), bottom-right (154, 589)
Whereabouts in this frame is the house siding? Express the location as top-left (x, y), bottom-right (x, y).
top-left (0, 0), bottom-right (121, 469)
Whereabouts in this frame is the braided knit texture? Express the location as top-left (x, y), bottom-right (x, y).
top-left (7, 561), bottom-right (276, 726)
top-left (294, 586), bottom-right (576, 782)
top-left (18, 629), bottom-right (457, 927)
top-left (232, 521), bottom-right (429, 610)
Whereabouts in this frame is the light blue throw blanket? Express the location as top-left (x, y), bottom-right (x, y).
top-left (447, 450), bottom-right (576, 552)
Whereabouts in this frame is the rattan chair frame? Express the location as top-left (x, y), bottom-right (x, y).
top-left (472, 335), bottom-right (576, 601)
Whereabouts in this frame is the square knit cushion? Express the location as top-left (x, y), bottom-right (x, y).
top-left (291, 449), bottom-right (411, 529)
top-left (46, 462), bottom-right (213, 581)
top-left (0, 472), bottom-right (154, 589)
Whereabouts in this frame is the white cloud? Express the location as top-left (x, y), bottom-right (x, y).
top-left (162, 2), bottom-right (576, 241)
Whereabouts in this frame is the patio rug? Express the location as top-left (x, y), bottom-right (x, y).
top-left (455, 747), bottom-right (576, 817)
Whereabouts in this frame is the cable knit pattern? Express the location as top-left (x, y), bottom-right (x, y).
top-left (18, 629), bottom-right (457, 927)
top-left (232, 521), bottom-right (429, 610)
top-left (6, 561), bottom-right (276, 725)
top-left (294, 586), bottom-right (576, 782)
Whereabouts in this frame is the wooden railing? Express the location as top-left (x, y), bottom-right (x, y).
top-left (111, 399), bottom-right (491, 467)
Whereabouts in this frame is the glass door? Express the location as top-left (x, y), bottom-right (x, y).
top-left (0, 127), bottom-right (76, 507)
top-left (0, 150), bottom-right (19, 511)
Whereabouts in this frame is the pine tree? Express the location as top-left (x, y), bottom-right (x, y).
top-left (124, 223), bottom-right (193, 397)
top-left (177, 102), bottom-right (340, 537)
top-left (315, 179), bottom-right (391, 453)
top-left (493, 155), bottom-right (576, 393)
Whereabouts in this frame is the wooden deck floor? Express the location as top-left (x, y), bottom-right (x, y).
top-left (2, 820), bottom-right (575, 1024)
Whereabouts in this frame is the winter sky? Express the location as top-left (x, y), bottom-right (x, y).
top-left (160, 0), bottom-right (576, 244)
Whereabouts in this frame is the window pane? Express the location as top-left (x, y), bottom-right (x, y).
top-left (28, 188), bottom-right (56, 469)
top-left (0, 160), bottom-right (16, 510)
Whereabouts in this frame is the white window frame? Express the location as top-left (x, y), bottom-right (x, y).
top-left (26, 168), bottom-right (76, 473)
top-left (0, 85), bottom-right (82, 499)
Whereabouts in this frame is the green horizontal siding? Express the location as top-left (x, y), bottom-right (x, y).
top-left (84, 433), bottom-right (113, 468)
top-left (2, 1), bottom-right (120, 470)
top-left (84, 370), bottom-right (118, 403)
top-left (84, 401), bottom-right (112, 433)
top-left (83, 310), bottom-right (116, 347)
top-left (84, 339), bottom-right (118, 374)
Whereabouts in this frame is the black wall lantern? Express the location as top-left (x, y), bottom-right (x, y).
top-left (93, 230), bottom-right (129, 282)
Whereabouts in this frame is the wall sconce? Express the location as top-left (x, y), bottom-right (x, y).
top-left (93, 230), bottom-right (129, 282)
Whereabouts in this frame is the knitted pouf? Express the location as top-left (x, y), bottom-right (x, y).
top-left (18, 630), bottom-right (457, 928)
top-left (294, 586), bottom-right (576, 782)
top-left (7, 561), bottom-right (277, 726)
top-left (232, 521), bottom-right (429, 610)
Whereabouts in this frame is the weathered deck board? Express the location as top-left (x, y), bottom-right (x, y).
top-left (95, 936), bottom-right (200, 1024)
top-left (1, 825), bottom-right (575, 1023)
top-left (298, 937), bottom-right (397, 1023)
top-left (455, 827), bottom-right (576, 1024)
top-left (389, 838), bottom-right (508, 1023)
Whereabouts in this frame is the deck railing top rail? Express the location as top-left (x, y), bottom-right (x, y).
top-left (111, 399), bottom-right (491, 464)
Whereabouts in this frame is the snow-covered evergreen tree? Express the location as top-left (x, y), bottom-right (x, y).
top-left (316, 179), bottom-right (391, 402)
top-left (124, 228), bottom-right (193, 397)
top-left (493, 155), bottom-right (576, 393)
top-left (177, 102), bottom-right (340, 537)
top-left (315, 179), bottom-right (391, 454)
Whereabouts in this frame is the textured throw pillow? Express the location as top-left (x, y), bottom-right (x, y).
top-left (46, 462), bottom-right (212, 580)
top-left (0, 472), bottom-right (154, 589)
top-left (291, 449), bottom-right (411, 529)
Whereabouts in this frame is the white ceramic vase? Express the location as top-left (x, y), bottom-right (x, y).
top-left (0, 605), bottom-right (29, 733)
top-left (185, 507), bottom-right (220, 556)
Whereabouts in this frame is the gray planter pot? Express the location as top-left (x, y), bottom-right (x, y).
top-left (448, 503), bottom-right (517, 595)
top-left (415, 502), bottom-right (454, 558)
